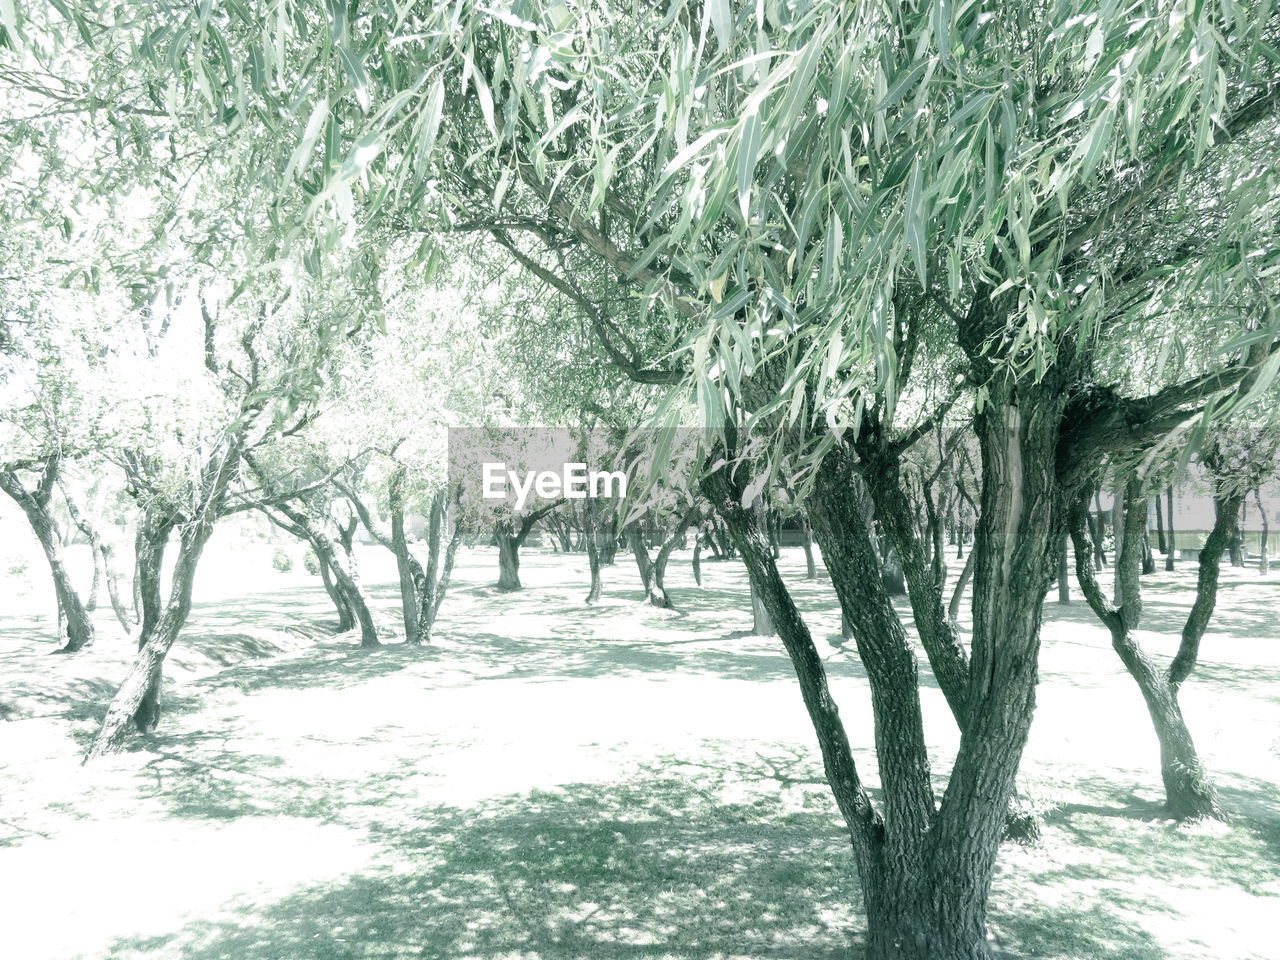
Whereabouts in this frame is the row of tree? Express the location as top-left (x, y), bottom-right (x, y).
top-left (4, 2), bottom-right (1280, 958)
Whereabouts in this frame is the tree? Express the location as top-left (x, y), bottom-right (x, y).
top-left (0, 457), bottom-right (94, 651)
top-left (1069, 473), bottom-right (1238, 819)
top-left (54, 1), bottom-right (1280, 955)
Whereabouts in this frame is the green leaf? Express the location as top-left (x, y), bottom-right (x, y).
top-left (737, 107), bottom-right (761, 221)
top-left (707, 0), bottom-right (732, 55)
top-left (338, 47), bottom-right (371, 113)
top-left (905, 156), bottom-right (928, 288)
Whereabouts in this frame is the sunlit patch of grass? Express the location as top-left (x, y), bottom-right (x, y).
top-left (2, 546), bottom-right (1278, 959)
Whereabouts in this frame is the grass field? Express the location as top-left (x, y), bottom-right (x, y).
top-left (1, 543), bottom-right (1277, 960)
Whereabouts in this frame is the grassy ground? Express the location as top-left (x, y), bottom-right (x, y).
top-left (0, 542), bottom-right (1277, 960)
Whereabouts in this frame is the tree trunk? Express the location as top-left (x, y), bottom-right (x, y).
top-left (1154, 493), bottom-right (1167, 554)
top-left (1069, 483), bottom-right (1225, 820)
top-left (860, 453), bottom-right (971, 722)
top-left (1165, 485), bottom-right (1176, 571)
top-left (1111, 485), bottom-right (1125, 604)
top-left (598, 515), bottom-right (618, 565)
top-left (325, 539), bottom-right (379, 648)
top-left (316, 550), bottom-right (356, 631)
top-left (263, 502), bottom-right (378, 648)
top-left (800, 517), bottom-right (818, 579)
top-left (652, 520), bottom-right (687, 600)
top-left (86, 517), bottom-right (216, 756)
top-left (86, 444), bottom-right (243, 757)
top-left (880, 545), bottom-right (906, 595)
top-left (1088, 493), bottom-right (1106, 568)
top-left (1142, 530), bottom-right (1156, 575)
top-left (628, 525), bottom-right (668, 608)
top-left (947, 549), bottom-right (976, 623)
top-left (584, 501), bottom-right (603, 604)
top-left (691, 532), bottom-right (703, 586)
top-left (1057, 533), bottom-right (1070, 604)
top-left (748, 577), bottom-right (775, 634)
top-left (1229, 499), bottom-right (1246, 567)
top-left (706, 416), bottom-right (1050, 960)
top-left (417, 487), bottom-right (463, 639)
top-left (0, 464), bottom-right (95, 653)
top-left (1255, 488), bottom-right (1269, 575)
top-left (923, 483), bottom-right (947, 592)
top-left (628, 508), bottom-right (695, 609)
top-left (389, 469), bottom-right (424, 645)
top-left (495, 523), bottom-right (522, 591)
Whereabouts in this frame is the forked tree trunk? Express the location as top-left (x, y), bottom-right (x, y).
top-left (628, 507), bottom-right (696, 609)
top-left (493, 499), bottom-right (564, 592)
top-left (264, 503), bottom-right (379, 648)
top-left (416, 487), bottom-right (463, 640)
top-left (1069, 481), bottom-right (1230, 821)
top-left (0, 464), bottom-right (95, 653)
top-left (316, 550), bottom-right (356, 631)
top-left (86, 518), bottom-right (214, 756)
top-left (86, 446), bottom-right (243, 758)
top-left (704, 388), bottom-right (1062, 960)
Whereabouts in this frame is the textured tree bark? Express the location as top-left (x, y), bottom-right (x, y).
top-left (494, 522), bottom-right (523, 591)
top-left (86, 519), bottom-right (215, 755)
top-left (131, 508), bottom-right (175, 728)
top-left (706, 422), bottom-right (1051, 959)
top-left (417, 487), bottom-right (463, 640)
top-left (0, 464), bottom-right (95, 653)
top-left (1069, 483), bottom-right (1227, 820)
top-left (922, 387), bottom-right (1065, 959)
top-left (651, 512), bottom-right (692, 599)
top-left (1111, 484), bottom-right (1126, 603)
top-left (748, 577), bottom-right (775, 635)
top-left (1088, 492), bottom-right (1106, 568)
top-left (861, 453), bottom-right (970, 721)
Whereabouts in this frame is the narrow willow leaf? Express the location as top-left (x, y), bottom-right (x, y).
top-left (905, 156), bottom-right (927, 287)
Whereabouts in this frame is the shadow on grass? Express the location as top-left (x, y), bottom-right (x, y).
top-left (111, 763), bottom-right (863, 960)
top-left (99, 736), bottom-right (1236, 960)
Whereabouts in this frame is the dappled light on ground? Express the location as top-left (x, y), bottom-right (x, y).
top-left (1, 545), bottom-right (1277, 959)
